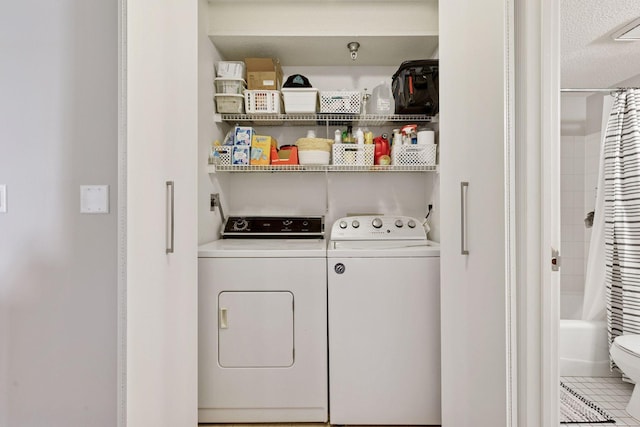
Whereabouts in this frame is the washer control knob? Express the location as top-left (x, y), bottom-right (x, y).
top-left (395, 219), bottom-right (404, 228)
top-left (233, 219), bottom-right (249, 231)
top-left (352, 220), bottom-right (360, 228)
top-left (407, 219), bottom-right (417, 228)
top-left (339, 220), bottom-right (348, 229)
top-left (334, 263), bottom-right (346, 274)
top-left (372, 217), bottom-right (383, 229)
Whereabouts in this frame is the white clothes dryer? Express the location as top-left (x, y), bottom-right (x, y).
top-left (198, 216), bottom-right (328, 423)
top-left (327, 215), bottom-right (441, 425)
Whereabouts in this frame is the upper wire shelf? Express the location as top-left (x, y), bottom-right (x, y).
top-left (215, 113), bottom-right (436, 126)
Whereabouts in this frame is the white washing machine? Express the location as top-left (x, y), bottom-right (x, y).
top-left (198, 216), bottom-right (328, 423)
top-left (327, 215), bottom-right (441, 425)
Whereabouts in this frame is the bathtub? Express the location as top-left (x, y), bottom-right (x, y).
top-left (559, 319), bottom-right (617, 377)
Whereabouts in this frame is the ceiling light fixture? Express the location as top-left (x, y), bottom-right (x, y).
top-left (613, 17), bottom-right (640, 41)
top-left (347, 42), bottom-right (360, 61)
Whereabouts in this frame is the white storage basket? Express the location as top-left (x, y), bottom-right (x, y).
top-left (281, 88), bottom-right (318, 113)
top-left (319, 91), bottom-right (361, 114)
top-left (214, 94), bottom-right (245, 114)
top-left (210, 146), bottom-right (232, 166)
top-left (391, 144), bottom-right (437, 166)
top-left (245, 90), bottom-right (282, 114)
top-left (332, 144), bottom-right (374, 166)
top-left (214, 78), bottom-right (246, 95)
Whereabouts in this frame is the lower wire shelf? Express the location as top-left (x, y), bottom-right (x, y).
top-left (207, 164), bottom-right (438, 173)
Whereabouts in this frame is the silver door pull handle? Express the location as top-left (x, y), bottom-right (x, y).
top-left (460, 181), bottom-right (469, 255)
top-left (166, 180), bottom-right (174, 254)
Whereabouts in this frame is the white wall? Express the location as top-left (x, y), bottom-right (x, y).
top-left (0, 1), bottom-right (117, 426)
top-left (560, 133), bottom-right (587, 319)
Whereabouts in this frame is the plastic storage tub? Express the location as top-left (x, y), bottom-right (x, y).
top-left (214, 78), bottom-right (246, 95)
top-left (298, 150), bottom-right (330, 165)
top-left (214, 94), bottom-right (245, 114)
top-left (281, 88), bottom-right (318, 113)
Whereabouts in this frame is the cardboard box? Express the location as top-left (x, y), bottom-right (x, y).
top-left (245, 58), bottom-right (283, 90)
top-left (250, 135), bottom-right (276, 165)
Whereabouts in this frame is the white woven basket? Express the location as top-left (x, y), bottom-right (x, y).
top-left (332, 144), bottom-right (374, 166)
top-left (391, 144), bottom-right (437, 166)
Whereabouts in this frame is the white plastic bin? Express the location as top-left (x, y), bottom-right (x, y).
top-left (281, 88), bottom-right (318, 113)
top-left (214, 78), bottom-right (246, 95)
top-left (214, 94), bottom-right (245, 114)
top-left (320, 91), bottom-right (361, 114)
top-left (245, 90), bottom-right (282, 114)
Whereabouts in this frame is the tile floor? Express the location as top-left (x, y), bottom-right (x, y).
top-left (561, 376), bottom-right (639, 426)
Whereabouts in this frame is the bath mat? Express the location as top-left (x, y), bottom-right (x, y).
top-left (560, 381), bottom-right (615, 424)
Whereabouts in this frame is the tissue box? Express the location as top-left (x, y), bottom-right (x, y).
top-left (234, 126), bottom-right (254, 146)
top-left (232, 146), bottom-right (250, 165)
top-left (250, 135), bottom-right (276, 165)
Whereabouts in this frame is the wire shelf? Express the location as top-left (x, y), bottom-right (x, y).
top-left (216, 113), bottom-right (435, 125)
top-left (207, 164), bottom-right (438, 173)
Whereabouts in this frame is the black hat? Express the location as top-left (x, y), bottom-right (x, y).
top-left (283, 74), bottom-right (312, 88)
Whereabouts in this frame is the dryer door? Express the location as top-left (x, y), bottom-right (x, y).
top-left (218, 291), bottom-right (294, 368)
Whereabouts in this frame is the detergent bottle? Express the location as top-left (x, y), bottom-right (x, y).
top-left (374, 134), bottom-right (390, 165)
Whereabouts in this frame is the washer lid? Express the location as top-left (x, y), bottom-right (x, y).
top-left (328, 240), bottom-right (440, 257)
top-left (614, 334), bottom-right (640, 357)
top-left (198, 238), bottom-right (327, 258)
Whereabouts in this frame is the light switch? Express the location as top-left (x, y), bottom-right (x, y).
top-left (0, 185), bottom-right (6, 213)
top-left (80, 185), bottom-right (109, 214)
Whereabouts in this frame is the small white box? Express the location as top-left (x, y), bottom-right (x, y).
top-left (281, 88), bottom-right (318, 113)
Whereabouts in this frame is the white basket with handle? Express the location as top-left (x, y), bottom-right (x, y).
top-left (332, 144), bottom-right (374, 166)
top-left (245, 90), bottom-right (282, 114)
top-left (391, 144), bottom-right (437, 166)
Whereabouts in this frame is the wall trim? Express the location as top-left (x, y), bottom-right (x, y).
top-left (117, 0), bottom-right (127, 425)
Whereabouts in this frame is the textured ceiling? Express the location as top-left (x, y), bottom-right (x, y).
top-left (562, 0), bottom-right (640, 89)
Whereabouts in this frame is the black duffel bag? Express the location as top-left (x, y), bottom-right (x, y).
top-left (391, 59), bottom-right (439, 115)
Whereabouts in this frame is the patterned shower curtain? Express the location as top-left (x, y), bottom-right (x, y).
top-left (605, 89), bottom-right (640, 365)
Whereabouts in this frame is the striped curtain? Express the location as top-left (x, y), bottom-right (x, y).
top-left (605, 89), bottom-right (640, 366)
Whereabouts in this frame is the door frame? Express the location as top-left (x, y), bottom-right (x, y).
top-left (117, 0), bottom-right (127, 425)
top-left (515, 0), bottom-right (561, 425)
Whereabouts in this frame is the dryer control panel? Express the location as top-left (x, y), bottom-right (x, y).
top-left (221, 215), bottom-right (324, 239)
top-left (330, 215), bottom-right (427, 241)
